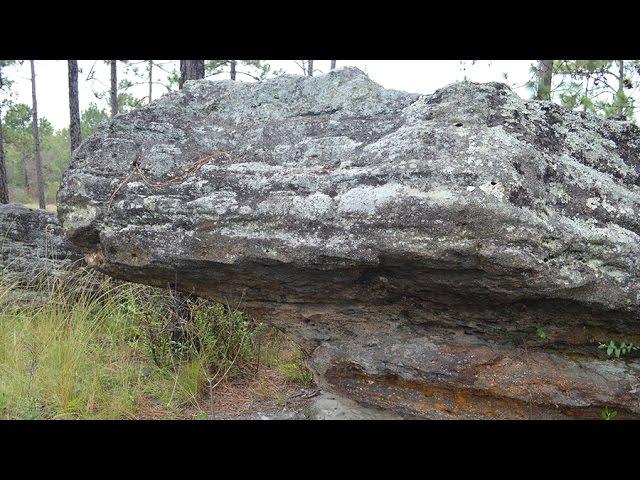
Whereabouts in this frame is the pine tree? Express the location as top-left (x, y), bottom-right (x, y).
top-left (307, 60), bottom-right (314, 77)
top-left (330, 60), bottom-right (337, 70)
top-left (29, 60), bottom-right (45, 209)
top-left (202, 60), bottom-right (279, 82)
top-left (3, 103), bottom-right (33, 191)
top-left (105, 60), bottom-right (174, 112)
top-left (546, 60), bottom-right (638, 119)
top-left (68, 60), bottom-right (81, 152)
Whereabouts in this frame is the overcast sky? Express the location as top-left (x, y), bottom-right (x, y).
top-left (3, 60), bottom-right (537, 130)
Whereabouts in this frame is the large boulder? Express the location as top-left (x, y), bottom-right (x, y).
top-left (0, 203), bottom-right (84, 284)
top-left (58, 68), bottom-right (640, 419)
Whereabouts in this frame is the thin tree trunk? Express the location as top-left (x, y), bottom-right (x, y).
top-left (23, 156), bottom-right (29, 191)
top-left (0, 66), bottom-right (8, 204)
top-left (30, 60), bottom-right (45, 210)
top-left (307, 60), bottom-right (314, 77)
top-left (179, 61), bottom-right (187, 89)
top-left (330, 60), bottom-right (336, 70)
top-left (230, 60), bottom-right (236, 80)
top-left (583, 78), bottom-right (590, 113)
top-left (535, 60), bottom-right (553, 101)
top-left (148, 60), bottom-right (153, 103)
top-left (179, 60), bottom-right (205, 89)
top-left (0, 107), bottom-right (8, 204)
top-left (617, 60), bottom-right (625, 117)
top-left (68, 60), bottom-right (81, 153)
top-left (110, 60), bottom-right (118, 117)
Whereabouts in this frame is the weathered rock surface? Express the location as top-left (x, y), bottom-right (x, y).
top-left (58, 67), bottom-right (640, 419)
top-left (0, 203), bottom-right (84, 285)
top-left (218, 391), bottom-right (402, 420)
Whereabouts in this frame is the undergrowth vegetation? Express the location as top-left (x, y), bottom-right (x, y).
top-left (0, 268), bottom-right (314, 419)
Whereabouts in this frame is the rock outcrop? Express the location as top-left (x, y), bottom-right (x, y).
top-left (58, 68), bottom-right (640, 419)
top-left (0, 203), bottom-right (84, 285)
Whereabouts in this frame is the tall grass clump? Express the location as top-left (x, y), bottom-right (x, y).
top-left (0, 266), bottom-right (283, 419)
top-left (0, 268), bottom-right (146, 418)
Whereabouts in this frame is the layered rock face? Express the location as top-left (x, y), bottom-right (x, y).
top-left (58, 68), bottom-right (640, 419)
top-left (0, 203), bottom-right (84, 284)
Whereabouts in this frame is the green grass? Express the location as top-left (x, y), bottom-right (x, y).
top-left (0, 269), bottom-right (313, 419)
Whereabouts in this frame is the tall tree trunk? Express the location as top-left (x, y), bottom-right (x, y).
top-left (230, 60), bottom-right (236, 80)
top-left (30, 60), bottom-right (45, 210)
top-left (0, 106), bottom-right (7, 204)
top-left (179, 60), bottom-right (205, 89)
top-left (330, 60), bottom-right (337, 70)
top-left (535, 60), bottom-right (553, 101)
top-left (0, 66), bottom-right (8, 204)
top-left (68, 60), bottom-right (81, 153)
top-left (23, 156), bottom-right (29, 191)
top-left (148, 60), bottom-right (153, 104)
top-left (617, 60), bottom-right (625, 117)
top-left (583, 78), bottom-right (590, 113)
top-left (307, 60), bottom-right (314, 77)
top-left (110, 60), bottom-right (118, 117)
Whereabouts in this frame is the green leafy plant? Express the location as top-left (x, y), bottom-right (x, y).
top-left (598, 340), bottom-right (638, 358)
top-left (534, 325), bottom-right (546, 340)
top-left (601, 406), bottom-right (618, 420)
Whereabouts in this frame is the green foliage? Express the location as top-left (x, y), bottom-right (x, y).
top-left (0, 60), bottom-right (20, 109)
top-left (530, 60), bottom-right (639, 121)
top-left (205, 60), bottom-right (283, 81)
top-left (1, 102), bottom-right (71, 204)
top-left (80, 103), bottom-right (109, 139)
top-left (118, 92), bottom-right (146, 113)
top-left (601, 406), bottom-right (618, 420)
top-left (1, 100), bottom-right (111, 204)
top-left (259, 337), bottom-right (314, 386)
top-left (0, 268), bottom-right (313, 419)
top-left (534, 325), bottom-right (546, 340)
top-left (598, 340), bottom-right (638, 358)
top-left (277, 361), bottom-right (315, 386)
top-left (138, 294), bottom-right (259, 371)
top-left (0, 272), bottom-right (145, 418)
top-left (204, 60), bottom-right (229, 77)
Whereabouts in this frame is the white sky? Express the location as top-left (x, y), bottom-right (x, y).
top-left (3, 60), bottom-right (537, 130)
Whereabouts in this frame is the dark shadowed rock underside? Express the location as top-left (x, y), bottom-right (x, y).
top-left (58, 67), bottom-right (640, 418)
